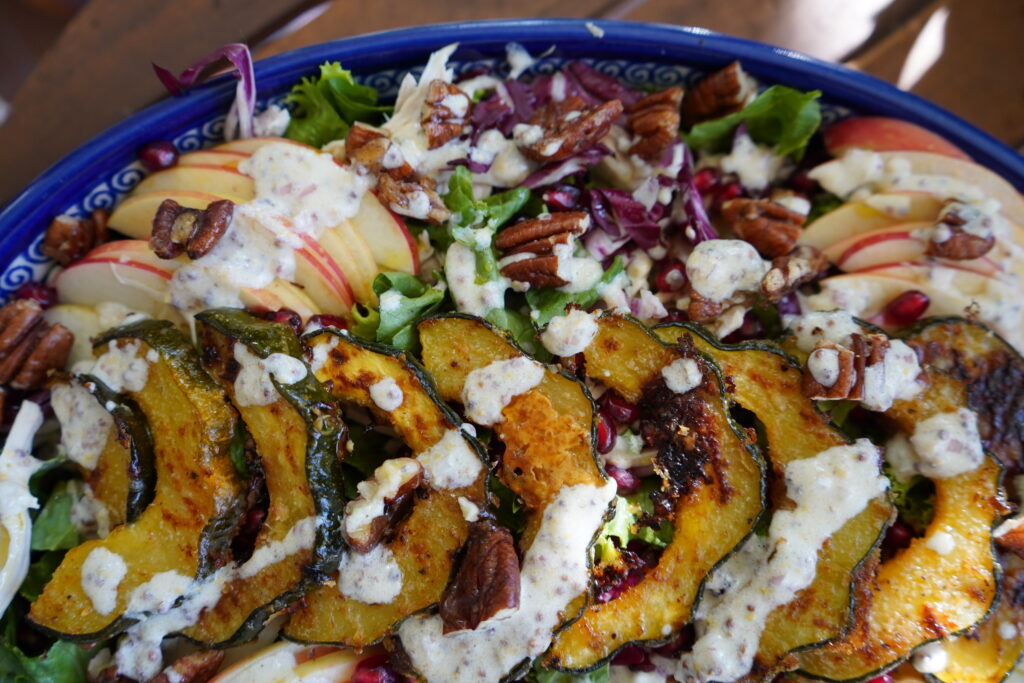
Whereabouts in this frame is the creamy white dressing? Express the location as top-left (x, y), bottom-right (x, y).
top-left (397, 480), bottom-right (616, 683)
top-left (68, 480), bottom-right (112, 539)
top-left (720, 132), bottom-right (787, 192)
top-left (0, 401), bottom-right (44, 616)
top-left (232, 343), bottom-right (307, 407)
top-left (662, 358), bottom-right (702, 394)
top-left (458, 497), bottom-right (481, 522)
top-left (924, 529), bottom-right (956, 556)
top-left (416, 427), bottom-right (484, 490)
top-left (461, 357), bottom-right (546, 426)
top-left (308, 333), bottom-right (340, 374)
top-left (336, 544), bottom-right (404, 604)
top-left (666, 439), bottom-right (887, 682)
top-left (81, 547), bottom-right (127, 616)
top-left (251, 104), bottom-right (291, 138)
top-left (89, 339), bottom-right (150, 393)
top-left (912, 641), bottom-right (948, 674)
top-left (369, 377), bottom-right (404, 412)
top-left (604, 432), bottom-right (656, 470)
top-left (909, 408), bottom-right (985, 479)
top-left (807, 348), bottom-right (841, 387)
top-left (685, 240), bottom-right (768, 303)
top-left (541, 309), bottom-right (599, 357)
top-left (786, 310), bottom-right (862, 352)
top-left (51, 381), bottom-right (113, 470)
top-left (445, 242), bottom-right (509, 316)
top-left (553, 241), bottom-right (605, 294)
top-left (858, 339), bottom-right (922, 412)
top-left (470, 129), bottom-right (536, 187)
top-left (344, 458), bottom-right (422, 543)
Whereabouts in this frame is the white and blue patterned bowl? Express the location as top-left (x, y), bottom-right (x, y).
top-left (1, 19), bottom-right (1022, 297)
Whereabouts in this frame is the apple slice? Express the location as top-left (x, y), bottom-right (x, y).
top-left (108, 190), bottom-right (246, 240)
top-left (800, 192), bottom-right (945, 250)
top-left (321, 219), bottom-right (381, 303)
top-left (42, 304), bottom-right (103, 366)
top-left (829, 226), bottom-right (925, 272)
top-left (293, 236), bottom-right (355, 315)
top-left (213, 137), bottom-right (316, 155)
top-left (211, 641), bottom-right (384, 682)
top-left (804, 272), bottom-right (972, 322)
top-left (134, 165), bottom-right (255, 200)
top-left (240, 279), bottom-right (318, 320)
top-left (177, 150), bottom-right (250, 170)
top-left (350, 192), bottom-right (420, 274)
top-left (56, 257), bottom-right (180, 321)
top-left (823, 117), bottom-right (971, 160)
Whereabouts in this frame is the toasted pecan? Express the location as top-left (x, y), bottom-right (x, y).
top-left (439, 518), bottom-right (520, 633)
top-left (682, 61), bottom-right (757, 127)
top-left (627, 86), bottom-right (684, 162)
top-left (760, 245), bottom-right (829, 301)
top-left (925, 201), bottom-right (996, 260)
top-left (422, 79), bottom-right (472, 149)
top-left (41, 209), bottom-right (109, 266)
top-left (722, 198), bottom-right (806, 258)
top-left (519, 97), bottom-right (623, 163)
top-left (376, 174), bottom-right (451, 225)
top-left (150, 198), bottom-right (234, 260)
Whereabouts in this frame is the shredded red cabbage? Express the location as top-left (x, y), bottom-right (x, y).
top-left (566, 62), bottom-right (643, 108)
top-left (585, 188), bottom-right (664, 250)
top-left (153, 43), bottom-right (256, 140)
top-left (522, 145), bottom-right (610, 189)
top-left (673, 145), bottom-right (718, 244)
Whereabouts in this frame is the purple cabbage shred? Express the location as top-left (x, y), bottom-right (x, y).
top-left (673, 145), bottom-right (718, 244)
top-left (521, 144), bottom-right (610, 189)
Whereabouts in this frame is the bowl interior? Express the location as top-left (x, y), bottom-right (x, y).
top-left (1, 19), bottom-right (1021, 298)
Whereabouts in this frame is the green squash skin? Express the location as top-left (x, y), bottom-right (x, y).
top-left (195, 309), bottom-right (348, 582)
top-left (79, 374), bottom-right (156, 522)
top-left (546, 314), bottom-right (766, 673)
top-left (652, 322), bottom-right (892, 676)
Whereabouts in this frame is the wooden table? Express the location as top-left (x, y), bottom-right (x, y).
top-left (1, 0), bottom-right (1021, 205)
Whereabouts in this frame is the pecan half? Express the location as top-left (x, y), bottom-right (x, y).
top-left (925, 200), bottom-right (996, 260)
top-left (996, 519), bottom-right (1024, 559)
top-left (41, 209), bottom-right (109, 266)
top-left (422, 79), bottom-right (472, 149)
top-left (802, 345), bottom-right (857, 400)
top-left (682, 61), bottom-right (758, 127)
top-left (518, 96), bottom-right (623, 163)
top-left (495, 212), bottom-right (589, 255)
top-left (0, 299), bottom-right (72, 390)
top-left (345, 122), bottom-right (415, 180)
top-left (150, 198), bottom-right (234, 260)
top-left (500, 255), bottom-right (566, 289)
top-left (760, 245), bottom-right (829, 301)
top-left (439, 517), bottom-right (520, 634)
top-left (377, 174), bottom-right (450, 225)
top-left (152, 650), bottom-right (226, 683)
top-left (344, 458), bottom-right (424, 553)
top-left (627, 86), bottom-right (683, 162)
top-left (722, 198), bottom-right (806, 258)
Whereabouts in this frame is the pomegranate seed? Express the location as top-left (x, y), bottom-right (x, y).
top-left (612, 645), bottom-right (647, 667)
top-left (692, 167), bottom-right (720, 195)
top-left (308, 313), bottom-right (347, 331)
top-left (788, 169), bottom-right (818, 196)
top-left (263, 308), bottom-right (302, 334)
top-left (543, 185), bottom-right (581, 211)
top-left (722, 312), bottom-right (764, 344)
top-left (882, 520), bottom-right (914, 560)
top-left (652, 628), bottom-right (695, 656)
top-left (883, 290), bottom-right (930, 327)
top-left (606, 464), bottom-right (640, 495)
top-left (138, 140), bottom-right (179, 172)
top-left (712, 181), bottom-right (744, 212)
top-left (866, 675), bottom-right (895, 683)
top-left (353, 655), bottom-right (398, 683)
top-left (596, 412), bottom-right (615, 454)
top-left (776, 292), bottom-right (801, 317)
top-left (600, 391), bottom-right (640, 425)
top-left (655, 261), bottom-right (687, 293)
top-left (14, 282), bottom-right (57, 308)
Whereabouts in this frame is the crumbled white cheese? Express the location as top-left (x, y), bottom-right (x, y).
top-left (51, 381), bottom-right (113, 470)
top-left (345, 458), bottom-right (423, 542)
top-left (232, 344), bottom-right (307, 407)
top-left (912, 641), bottom-right (949, 674)
top-left (369, 377), bottom-right (404, 412)
top-left (662, 358), bottom-right (702, 394)
top-left (609, 667), bottom-right (669, 683)
top-left (416, 428), bottom-right (484, 490)
top-left (541, 309), bottom-right (599, 357)
top-left (909, 408), bottom-right (985, 479)
top-left (774, 194), bottom-right (811, 216)
top-left (337, 544), bottom-right (404, 604)
top-left (883, 433), bottom-right (918, 483)
top-left (604, 432), bottom-right (655, 470)
top-left (458, 497), bottom-right (481, 522)
top-left (925, 529), bottom-right (956, 556)
top-left (808, 348), bottom-right (841, 387)
top-left (398, 480), bottom-right (616, 683)
top-left (665, 439), bottom-right (887, 682)
top-left (786, 311), bottom-right (862, 353)
top-left (252, 105), bottom-right (291, 138)
top-left (461, 357), bottom-right (546, 426)
top-left (81, 548), bottom-right (127, 616)
top-left (685, 239), bottom-right (768, 303)
top-left (379, 290), bottom-right (403, 313)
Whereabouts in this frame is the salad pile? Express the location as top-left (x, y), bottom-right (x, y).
top-left (0, 39), bottom-right (1020, 683)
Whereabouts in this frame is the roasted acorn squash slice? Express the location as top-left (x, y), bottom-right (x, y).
top-left (284, 329), bottom-right (486, 647)
top-left (546, 314), bottom-right (765, 671)
top-left (29, 320), bottom-right (245, 641)
top-left (796, 371), bottom-right (1006, 681)
top-left (926, 567), bottom-right (1024, 683)
top-left (655, 323), bottom-right (893, 680)
top-left (184, 309), bottom-right (347, 646)
top-left (902, 317), bottom-right (1024, 478)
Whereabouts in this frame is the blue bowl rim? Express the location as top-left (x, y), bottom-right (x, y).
top-left (2, 18), bottom-right (1022, 272)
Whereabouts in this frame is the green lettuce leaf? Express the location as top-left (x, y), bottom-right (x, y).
top-left (887, 471), bottom-right (935, 533)
top-left (531, 664), bottom-right (610, 683)
top-left (350, 272), bottom-right (446, 353)
top-left (31, 481), bottom-right (79, 552)
top-left (686, 85), bottom-right (822, 160)
top-left (0, 612), bottom-right (90, 683)
top-left (284, 61), bottom-right (390, 148)
top-left (526, 256), bottom-right (625, 326)
top-left (485, 309), bottom-right (549, 361)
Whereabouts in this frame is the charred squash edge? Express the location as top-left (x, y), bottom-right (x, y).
top-left (652, 322), bottom-right (893, 664)
top-left (78, 373), bottom-right (156, 523)
top-left (547, 313), bottom-right (767, 672)
top-left (281, 325), bottom-right (491, 647)
top-left (190, 309), bottom-right (348, 647)
top-left (29, 319), bottom-right (243, 642)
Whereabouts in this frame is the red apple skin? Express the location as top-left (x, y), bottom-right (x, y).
top-left (824, 117), bottom-right (971, 161)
